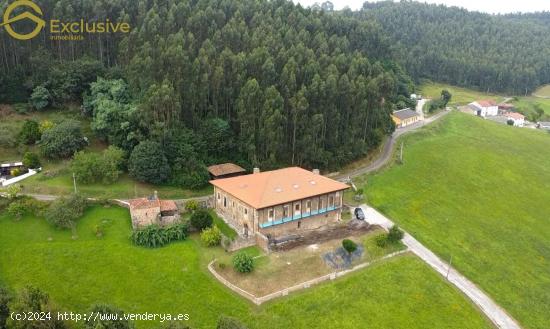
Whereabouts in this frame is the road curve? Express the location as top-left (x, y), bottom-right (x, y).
top-left (337, 109), bottom-right (450, 180)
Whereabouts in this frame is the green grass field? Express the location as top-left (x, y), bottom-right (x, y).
top-left (362, 112), bottom-right (550, 329)
top-left (418, 82), bottom-right (504, 106)
top-left (512, 97), bottom-right (550, 119)
top-left (533, 84), bottom-right (550, 98)
top-left (0, 204), bottom-right (492, 329)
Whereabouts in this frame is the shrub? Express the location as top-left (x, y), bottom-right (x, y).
top-left (201, 225), bottom-right (222, 247)
top-left (190, 209), bottom-right (213, 230)
top-left (375, 233), bottom-right (388, 248)
top-left (22, 152), bottom-right (41, 169)
top-left (217, 315), bottom-right (248, 329)
top-left (7, 201), bottom-right (26, 220)
top-left (39, 120), bottom-right (55, 134)
top-left (128, 140), bottom-right (170, 184)
top-left (44, 194), bottom-right (87, 229)
top-left (5, 184), bottom-right (21, 200)
top-left (30, 85), bottom-right (51, 110)
top-left (388, 225), bottom-right (404, 243)
top-left (507, 119), bottom-right (515, 126)
top-left (131, 223), bottom-right (188, 248)
top-left (184, 200), bottom-right (199, 212)
top-left (342, 239), bottom-right (357, 253)
top-left (40, 120), bottom-right (87, 159)
top-left (10, 168), bottom-right (21, 177)
top-left (232, 252), bottom-right (254, 273)
top-left (19, 119), bottom-right (41, 145)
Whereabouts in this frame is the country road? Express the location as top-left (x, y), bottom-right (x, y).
top-left (336, 108), bottom-right (449, 181)
top-left (360, 205), bottom-right (522, 329)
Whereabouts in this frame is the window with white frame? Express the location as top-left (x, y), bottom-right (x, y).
top-left (283, 205), bottom-right (289, 218)
top-left (268, 208), bottom-right (274, 222)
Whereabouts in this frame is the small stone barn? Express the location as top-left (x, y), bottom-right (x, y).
top-left (128, 193), bottom-right (179, 229)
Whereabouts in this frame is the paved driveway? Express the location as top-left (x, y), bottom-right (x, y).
top-left (358, 204), bottom-right (522, 329)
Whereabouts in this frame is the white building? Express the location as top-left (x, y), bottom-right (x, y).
top-left (469, 100), bottom-right (499, 117)
top-left (506, 112), bottom-right (525, 127)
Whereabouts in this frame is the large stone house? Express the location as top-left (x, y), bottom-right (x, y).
top-left (128, 192), bottom-right (179, 229)
top-left (210, 167), bottom-right (349, 241)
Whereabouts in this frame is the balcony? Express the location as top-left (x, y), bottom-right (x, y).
top-left (259, 206), bottom-right (339, 228)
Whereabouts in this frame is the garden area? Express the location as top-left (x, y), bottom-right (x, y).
top-left (213, 229), bottom-right (406, 297)
top-left (0, 194), bottom-right (494, 329)
top-left (360, 112), bottom-right (550, 329)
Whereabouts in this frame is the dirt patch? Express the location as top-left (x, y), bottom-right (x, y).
top-left (0, 104), bottom-right (13, 116)
top-left (270, 220), bottom-right (377, 251)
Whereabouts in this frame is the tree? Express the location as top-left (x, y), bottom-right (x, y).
top-left (0, 286), bottom-right (10, 329)
top-left (217, 315), bottom-right (248, 329)
top-left (22, 152), bottom-right (41, 169)
top-left (71, 146), bottom-right (124, 184)
top-left (441, 89), bottom-right (452, 107)
top-left (29, 85), bottom-right (51, 110)
top-left (387, 225), bottom-right (404, 243)
top-left (44, 194), bottom-right (87, 229)
top-left (7, 286), bottom-right (67, 329)
top-left (190, 209), bottom-right (213, 231)
top-left (128, 141), bottom-right (170, 184)
top-left (19, 120), bottom-right (41, 145)
top-left (232, 252), bottom-right (254, 273)
top-left (84, 304), bottom-right (133, 329)
top-left (39, 120), bottom-right (87, 159)
top-left (342, 239), bottom-right (358, 254)
top-left (201, 225), bottom-right (222, 247)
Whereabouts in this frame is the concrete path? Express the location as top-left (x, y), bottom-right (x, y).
top-left (359, 205), bottom-right (522, 329)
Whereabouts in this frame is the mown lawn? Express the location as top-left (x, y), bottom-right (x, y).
top-left (418, 82), bottom-right (504, 105)
top-left (0, 204), bottom-right (492, 329)
top-left (363, 112), bottom-right (550, 329)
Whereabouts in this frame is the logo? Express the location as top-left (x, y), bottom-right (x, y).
top-left (0, 0), bottom-right (45, 40)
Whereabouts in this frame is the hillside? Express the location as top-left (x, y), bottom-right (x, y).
top-left (361, 112), bottom-right (550, 329)
top-left (359, 1), bottom-right (550, 94)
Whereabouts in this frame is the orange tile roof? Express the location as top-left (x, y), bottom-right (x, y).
top-left (210, 167), bottom-right (349, 209)
top-left (506, 112), bottom-right (525, 120)
top-left (128, 198), bottom-right (177, 211)
top-left (477, 100), bottom-right (497, 107)
top-left (208, 163), bottom-right (246, 177)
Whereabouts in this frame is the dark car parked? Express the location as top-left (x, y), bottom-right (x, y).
top-left (354, 207), bottom-right (365, 221)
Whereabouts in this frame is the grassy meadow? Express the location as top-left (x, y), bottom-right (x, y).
top-left (418, 82), bottom-right (504, 105)
top-left (362, 112), bottom-right (550, 329)
top-left (533, 84), bottom-right (550, 98)
top-left (0, 204), bottom-right (492, 329)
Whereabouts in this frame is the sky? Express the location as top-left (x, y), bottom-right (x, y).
top-left (294, 0), bottom-right (550, 14)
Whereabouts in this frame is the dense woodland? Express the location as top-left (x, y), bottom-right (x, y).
top-left (359, 1), bottom-right (550, 94)
top-left (1, 0), bottom-right (549, 188)
top-left (0, 0), bottom-right (416, 188)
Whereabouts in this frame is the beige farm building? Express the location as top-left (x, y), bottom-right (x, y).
top-left (210, 167), bottom-right (349, 240)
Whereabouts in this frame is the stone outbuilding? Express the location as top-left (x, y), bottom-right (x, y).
top-left (128, 192), bottom-right (179, 229)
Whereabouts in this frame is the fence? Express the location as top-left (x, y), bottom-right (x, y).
top-left (208, 249), bottom-right (409, 305)
top-left (1, 169), bottom-right (39, 187)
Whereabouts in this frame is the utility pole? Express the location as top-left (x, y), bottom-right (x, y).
top-left (72, 173), bottom-right (77, 194)
top-left (446, 254), bottom-right (453, 280)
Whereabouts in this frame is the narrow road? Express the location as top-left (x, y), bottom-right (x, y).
top-left (359, 205), bottom-right (522, 329)
top-left (337, 108), bottom-right (449, 180)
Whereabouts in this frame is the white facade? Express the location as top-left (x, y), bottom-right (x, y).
top-left (506, 114), bottom-right (525, 127)
top-left (470, 102), bottom-right (499, 117)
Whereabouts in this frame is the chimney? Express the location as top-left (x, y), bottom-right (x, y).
top-left (312, 169), bottom-right (320, 175)
top-left (253, 167), bottom-right (260, 174)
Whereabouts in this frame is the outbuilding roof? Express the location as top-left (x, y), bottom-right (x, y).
top-left (210, 167), bottom-right (349, 209)
top-left (392, 109), bottom-right (419, 120)
top-left (208, 163), bottom-right (246, 177)
top-left (476, 100), bottom-right (497, 107)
